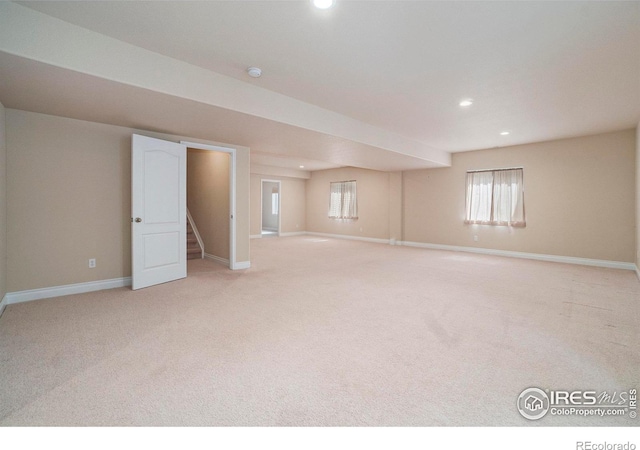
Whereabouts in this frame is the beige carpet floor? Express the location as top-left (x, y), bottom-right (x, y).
top-left (0, 236), bottom-right (638, 426)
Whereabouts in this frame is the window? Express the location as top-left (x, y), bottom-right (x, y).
top-left (271, 192), bottom-right (279, 215)
top-left (329, 180), bottom-right (357, 219)
top-left (465, 168), bottom-right (525, 227)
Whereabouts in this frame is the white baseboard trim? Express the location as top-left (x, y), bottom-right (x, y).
top-left (635, 265), bottom-right (640, 281)
top-left (279, 231), bottom-right (306, 237)
top-left (250, 234), bottom-right (262, 239)
top-left (204, 253), bottom-right (230, 267)
top-left (5, 277), bottom-right (132, 305)
top-left (0, 294), bottom-right (7, 317)
top-left (305, 232), bottom-right (390, 245)
top-left (400, 241), bottom-right (637, 271)
top-left (232, 261), bottom-right (251, 270)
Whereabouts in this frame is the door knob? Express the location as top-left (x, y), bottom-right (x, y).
top-left (135, 217), bottom-right (142, 223)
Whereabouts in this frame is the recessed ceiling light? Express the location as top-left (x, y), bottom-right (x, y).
top-left (299, 165), bottom-right (305, 169)
top-left (313, 0), bottom-right (335, 9)
top-left (247, 67), bottom-right (262, 78)
top-left (459, 99), bottom-right (473, 107)
top-left (500, 131), bottom-right (510, 136)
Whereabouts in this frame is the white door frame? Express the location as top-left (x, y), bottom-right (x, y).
top-left (180, 141), bottom-right (238, 270)
top-left (261, 179), bottom-right (281, 236)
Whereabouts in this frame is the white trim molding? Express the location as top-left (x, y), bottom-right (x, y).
top-left (306, 232), bottom-right (390, 245)
top-left (635, 265), bottom-right (640, 281)
top-left (204, 253), bottom-right (230, 267)
top-left (5, 277), bottom-right (132, 305)
top-left (0, 294), bottom-right (7, 317)
top-left (250, 234), bottom-right (262, 239)
top-left (400, 241), bottom-right (637, 271)
top-left (233, 261), bottom-right (251, 270)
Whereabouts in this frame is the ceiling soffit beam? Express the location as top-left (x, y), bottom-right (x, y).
top-left (0, 2), bottom-right (451, 167)
top-left (250, 164), bottom-right (311, 180)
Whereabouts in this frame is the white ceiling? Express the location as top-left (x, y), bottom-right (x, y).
top-left (3, 1), bottom-right (640, 171)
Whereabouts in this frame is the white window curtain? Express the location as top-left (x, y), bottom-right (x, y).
top-left (329, 181), bottom-right (358, 219)
top-left (465, 171), bottom-right (494, 224)
top-left (465, 168), bottom-right (525, 227)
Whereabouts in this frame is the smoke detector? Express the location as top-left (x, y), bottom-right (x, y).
top-left (247, 67), bottom-right (262, 78)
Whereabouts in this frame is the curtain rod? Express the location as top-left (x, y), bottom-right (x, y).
top-left (467, 167), bottom-right (523, 173)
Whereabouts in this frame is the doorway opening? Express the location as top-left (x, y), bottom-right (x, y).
top-left (261, 179), bottom-right (281, 237)
top-left (181, 140), bottom-right (237, 269)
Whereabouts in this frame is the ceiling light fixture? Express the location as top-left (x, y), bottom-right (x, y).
top-left (500, 131), bottom-right (510, 136)
top-left (247, 67), bottom-right (262, 78)
top-left (313, 0), bottom-right (335, 10)
top-left (299, 165), bottom-right (305, 169)
top-left (459, 99), bottom-right (473, 107)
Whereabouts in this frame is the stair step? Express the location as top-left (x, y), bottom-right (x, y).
top-left (187, 247), bottom-right (201, 254)
top-left (187, 253), bottom-right (201, 260)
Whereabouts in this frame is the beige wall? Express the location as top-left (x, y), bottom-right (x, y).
top-left (388, 171), bottom-right (403, 243)
top-left (250, 174), bottom-right (306, 236)
top-left (235, 149), bottom-right (251, 262)
top-left (0, 102), bottom-right (6, 302)
top-left (187, 149), bottom-right (230, 260)
top-left (4, 108), bottom-right (636, 294)
top-left (306, 167), bottom-right (390, 240)
top-left (6, 110), bottom-right (250, 292)
top-left (404, 129), bottom-right (636, 263)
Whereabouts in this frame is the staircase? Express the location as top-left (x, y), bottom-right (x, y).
top-left (187, 218), bottom-right (203, 260)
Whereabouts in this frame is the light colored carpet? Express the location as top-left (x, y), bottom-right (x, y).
top-left (0, 236), bottom-right (638, 426)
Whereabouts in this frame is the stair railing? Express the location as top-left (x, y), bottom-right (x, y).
top-left (186, 208), bottom-right (205, 259)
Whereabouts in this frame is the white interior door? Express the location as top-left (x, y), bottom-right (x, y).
top-left (132, 134), bottom-right (187, 290)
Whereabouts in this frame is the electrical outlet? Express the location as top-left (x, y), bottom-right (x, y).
top-left (473, 235), bottom-right (479, 242)
top-left (359, 227), bottom-right (363, 232)
top-left (89, 258), bottom-right (96, 268)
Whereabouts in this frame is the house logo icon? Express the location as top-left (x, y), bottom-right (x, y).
top-left (525, 395), bottom-right (543, 411)
top-left (517, 388), bottom-right (550, 420)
